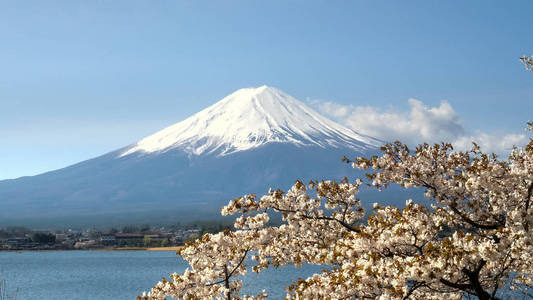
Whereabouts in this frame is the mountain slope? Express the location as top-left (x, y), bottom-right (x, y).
top-left (0, 86), bottom-right (389, 227)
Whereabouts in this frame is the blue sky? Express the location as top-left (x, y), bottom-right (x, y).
top-left (1, 0), bottom-right (532, 180)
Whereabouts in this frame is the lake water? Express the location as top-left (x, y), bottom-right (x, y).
top-left (0, 250), bottom-right (322, 299)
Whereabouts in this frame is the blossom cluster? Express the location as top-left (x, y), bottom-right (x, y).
top-left (521, 55), bottom-right (533, 72)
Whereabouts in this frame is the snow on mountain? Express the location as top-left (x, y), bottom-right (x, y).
top-left (120, 85), bottom-right (381, 157)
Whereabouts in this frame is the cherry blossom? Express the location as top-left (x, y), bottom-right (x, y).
top-left (139, 123), bottom-right (533, 300)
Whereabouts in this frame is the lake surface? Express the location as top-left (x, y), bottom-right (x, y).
top-left (0, 250), bottom-right (321, 299)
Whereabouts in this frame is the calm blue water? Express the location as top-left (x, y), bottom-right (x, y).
top-left (0, 250), bottom-right (321, 300)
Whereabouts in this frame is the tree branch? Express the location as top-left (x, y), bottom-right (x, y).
top-left (403, 280), bottom-right (425, 299)
top-left (420, 181), bottom-right (503, 230)
top-left (224, 264), bottom-right (231, 300)
top-left (271, 206), bottom-right (360, 233)
top-left (460, 260), bottom-right (500, 300)
top-left (207, 248), bottom-right (250, 289)
top-left (525, 180), bottom-right (533, 231)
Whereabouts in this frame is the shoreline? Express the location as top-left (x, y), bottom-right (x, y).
top-left (145, 246), bottom-right (183, 251)
top-left (0, 246), bottom-right (184, 253)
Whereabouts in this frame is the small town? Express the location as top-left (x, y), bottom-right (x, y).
top-left (0, 223), bottom-right (221, 251)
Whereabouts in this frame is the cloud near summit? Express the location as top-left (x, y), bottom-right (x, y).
top-left (311, 98), bottom-right (528, 157)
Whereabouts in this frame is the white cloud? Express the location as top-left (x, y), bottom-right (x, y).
top-left (454, 132), bottom-right (529, 155)
top-left (311, 99), bottom-right (528, 157)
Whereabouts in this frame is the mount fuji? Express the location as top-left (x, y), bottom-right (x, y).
top-left (121, 86), bottom-right (378, 157)
top-left (0, 86), bottom-right (388, 227)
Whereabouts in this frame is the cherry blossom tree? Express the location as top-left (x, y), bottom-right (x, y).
top-left (139, 123), bottom-right (533, 300)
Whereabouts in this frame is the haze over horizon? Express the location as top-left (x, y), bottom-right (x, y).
top-left (1, 1), bottom-right (532, 180)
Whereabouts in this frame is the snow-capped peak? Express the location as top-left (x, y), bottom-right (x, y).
top-left (120, 86), bottom-right (381, 157)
